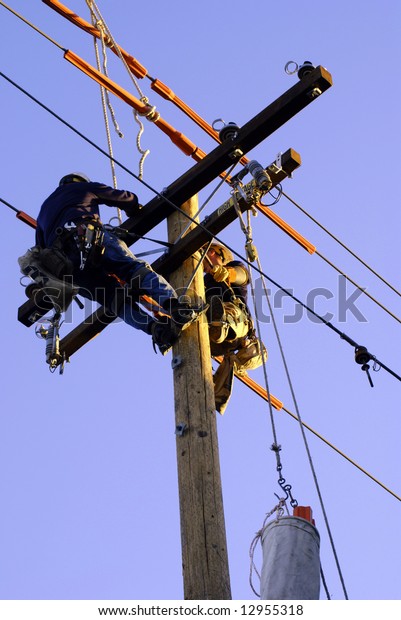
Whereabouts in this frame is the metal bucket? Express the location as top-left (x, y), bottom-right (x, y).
top-left (260, 516), bottom-right (321, 600)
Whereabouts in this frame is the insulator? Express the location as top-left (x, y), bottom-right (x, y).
top-left (355, 345), bottom-right (371, 365)
top-left (297, 60), bottom-right (315, 80)
top-left (219, 122), bottom-right (240, 142)
top-left (45, 323), bottom-right (61, 369)
top-left (247, 160), bottom-right (272, 191)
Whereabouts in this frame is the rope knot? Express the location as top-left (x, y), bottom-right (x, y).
top-left (138, 103), bottom-right (160, 123)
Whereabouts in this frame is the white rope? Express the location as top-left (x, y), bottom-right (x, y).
top-left (85, 0), bottom-right (151, 181)
top-left (87, 0), bottom-right (123, 223)
top-left (249, 498), bottom-right (287, 597)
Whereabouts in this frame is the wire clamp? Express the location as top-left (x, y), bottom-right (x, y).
top-left (355, 345), bottom-right (374, 387)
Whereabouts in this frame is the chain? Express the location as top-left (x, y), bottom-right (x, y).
top-left (271, 443), bottom-right (298, 508)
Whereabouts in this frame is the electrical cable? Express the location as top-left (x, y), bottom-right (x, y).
top-left (315, 250), bottom-right (401, 325)
top-left (0, 1), bottom-right (66, 50)
top-left (281, 189), bottom-right (401, 299)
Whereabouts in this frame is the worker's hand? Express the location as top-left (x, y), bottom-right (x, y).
top-left (123, 203), bottom-right (138, 217)
top-left (211, 265), bottom-right (230, 282)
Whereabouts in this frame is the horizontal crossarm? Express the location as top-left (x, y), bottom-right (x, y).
top-left (18, 66), bottom-right (332, 329)
top-left (55, 151), bottom-right (301, 361)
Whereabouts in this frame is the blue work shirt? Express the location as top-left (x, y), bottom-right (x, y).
top-left (35, 181), bottom-right (138, 247)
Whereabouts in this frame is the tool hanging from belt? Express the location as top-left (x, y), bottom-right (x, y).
top-left (59, 220), bottom-right (105, 270)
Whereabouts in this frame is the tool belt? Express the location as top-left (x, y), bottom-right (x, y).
top-left (56, 219), bottom-right (105, 270)
top-left (18, 245), bottom-right (78, 313)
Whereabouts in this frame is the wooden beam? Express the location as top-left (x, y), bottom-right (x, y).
top-left (168, 197), bottom-right (231, 599)
top-left (152, 149), bottom-right (303, 276)
top-left (119, 65), bottom-right (331, 239)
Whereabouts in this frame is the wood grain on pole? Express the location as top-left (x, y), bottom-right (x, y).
top-left (168, 196), bottom-right (231, 600)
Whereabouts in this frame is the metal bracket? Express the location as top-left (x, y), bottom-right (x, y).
top-left (175, 422), bottom-right (187, 437)
top-left (171, 355), bottom-right (183, 369)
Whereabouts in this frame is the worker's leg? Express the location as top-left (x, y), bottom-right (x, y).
top-left (100, 231), bottom-right (177, 309)
top-left (72, 267), bottom-right (154, 334)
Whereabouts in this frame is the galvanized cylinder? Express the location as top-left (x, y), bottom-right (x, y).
top-left (260, 516), bottom-right (320, 600)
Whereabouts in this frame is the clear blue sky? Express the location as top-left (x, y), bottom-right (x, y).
top-left (1, 0), bottom-right (400, 601)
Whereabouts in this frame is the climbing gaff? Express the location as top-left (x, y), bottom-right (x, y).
top-left (260, 508), bottom-right (321, 600)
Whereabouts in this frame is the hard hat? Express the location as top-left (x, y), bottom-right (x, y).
top-left (59, 172), bottom-right (90, 186)
top-left (208, 241), bottom-right (234, 264)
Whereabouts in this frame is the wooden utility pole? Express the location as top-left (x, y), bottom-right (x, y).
top-left (167, 196), bottom-right (231, 600)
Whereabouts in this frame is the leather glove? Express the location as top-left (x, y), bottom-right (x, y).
top-left (211, 265), bottom-right (230, 282)
top-left (123, 196), bottom-right (140, 217)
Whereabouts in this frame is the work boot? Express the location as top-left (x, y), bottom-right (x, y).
top-left (207, 296), bottom-right (229, 344)
top-left (151, 321), bottom-right (177, 356)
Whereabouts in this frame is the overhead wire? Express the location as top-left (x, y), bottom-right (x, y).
top-left (0, 0), bottom-right (65, 50)
top-left (315, 251), bottom-right (401, 324)
top-left (2, 69), bottom-right (401, 385)
top-left (281, 189), bottom-right (401, 299)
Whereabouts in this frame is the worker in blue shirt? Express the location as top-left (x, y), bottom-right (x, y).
top-left (35, 172), bottom-right (204, 354)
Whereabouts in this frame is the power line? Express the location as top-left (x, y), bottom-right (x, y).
top-left (280, 403), bottom-right (401, 502)
top-left (281, 189), bottom-right (401, 299)
top-left (0, 1), bottom-right (65, 51)
top-left (316, 250), bottom-right (401, 325)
